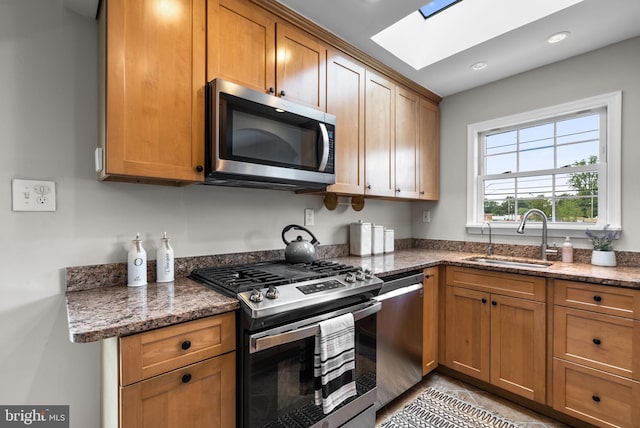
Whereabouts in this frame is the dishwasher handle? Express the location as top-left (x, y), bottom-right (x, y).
top-left (374, 283), bottom-right (423, 302)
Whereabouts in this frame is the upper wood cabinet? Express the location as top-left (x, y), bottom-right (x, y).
top-left (99, 0), bottom-right (206, 184)
top-left (364, 70), bottom-right (396, 197)
top-left (326, 51), bottom-right (365, 195)
top-left (207, 0), bottom-right (276, 92)
top-left (208, 0), bottom-right (327, 110)
top-left (418, 98), bottom-right (440, 200)
top-left (394, 87), bottom-right (420, 199)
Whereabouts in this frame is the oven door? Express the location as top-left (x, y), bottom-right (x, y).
top-left (241, 300), bottom-right (379, 428)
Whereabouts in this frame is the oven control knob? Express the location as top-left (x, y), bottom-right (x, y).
top-left (345, 272), bottom-right (356, 283)
top-left (355, 270), bottom-right (366, 281)
top-left (249, 289), bottom-right (263, 302)
top-left (265, 286), bottom-right (279, 300)
top-left (364, 268), bottom-right (373, 279)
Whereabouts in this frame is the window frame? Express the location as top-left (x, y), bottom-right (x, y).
top-left (466, 91), bottom-right (621, 238)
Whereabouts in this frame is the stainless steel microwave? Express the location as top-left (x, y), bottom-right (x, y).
top-left (205, 79), bottom-right (336, 190)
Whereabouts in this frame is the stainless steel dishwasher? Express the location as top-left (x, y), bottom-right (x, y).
top-left (374, 270), bottom-right (424, 409)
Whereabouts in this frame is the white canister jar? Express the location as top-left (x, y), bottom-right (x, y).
top-left (372, 224), bottom-right (384, 255)
top-left (156, 232), bottom-right (175, 283)
top-left (384, 229), bottom-right (394, 253)
top-left (128, 233), bottom-right (147, 287)
top-left (350, 221), bottom-right (372, 256)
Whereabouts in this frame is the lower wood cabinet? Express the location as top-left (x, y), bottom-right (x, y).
top-left (103, 312), bottom-right (236, 428)
top-left (422, 267), bottom-right (439, 375)
top-left (553, 280), bottom-right (640, 428)
top-left (443, 266), bottom-right (546, 403)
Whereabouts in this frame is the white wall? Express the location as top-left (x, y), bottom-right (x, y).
top-left (0, 2), bottom-right (411, 427)
top-left (413, 36), bottom-right (640, 251)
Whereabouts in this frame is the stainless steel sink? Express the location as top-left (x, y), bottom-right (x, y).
top-left (465, 256), bottom-right (552, 268)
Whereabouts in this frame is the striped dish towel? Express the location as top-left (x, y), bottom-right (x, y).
top-left (314, 313), bottom-right (357, 414)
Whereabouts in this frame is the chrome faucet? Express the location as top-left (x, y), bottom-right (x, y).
top-left (517, 209), bottom-right (557, 261)
top-left (481, 222), bottom-right (493, 256)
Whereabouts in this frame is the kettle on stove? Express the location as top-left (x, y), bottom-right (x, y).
top-left (282, 224), bottom-right (319, 263)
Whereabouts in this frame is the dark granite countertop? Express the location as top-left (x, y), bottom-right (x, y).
top-left (66, 248), bottom-right (640, 343)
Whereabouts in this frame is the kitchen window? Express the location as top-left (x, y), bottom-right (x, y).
top-left (466, 92), bottom-right (621, 238)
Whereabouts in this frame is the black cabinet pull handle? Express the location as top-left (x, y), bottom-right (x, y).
top-left (594, 295), bottom-right (602, 302)
top-left (366, 185), bottom-right (371, 189)
top-left (182, 373), bottom-right (192, 383)
top-left (181, 340), bottom-right (191, 350)
top-left (491, 301), bottom-right (497, 306)
top-left (593, 338), bottom-right (601, 345)
top-left (268, 87), bottom-right (275, 94)
top-left (592, 394), bottom-right (600, 402)
top-left (396, 188), bottom-right (401, 193)
top-left (279, 90), bottom-right (286, 97)
top-left (195, 165), bottom-right (203, 173)
top-left (481, 298), bottom-right (487, 304)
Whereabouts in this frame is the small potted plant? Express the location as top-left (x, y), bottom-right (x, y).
top-left (585, 224), bottom-right (620, 267)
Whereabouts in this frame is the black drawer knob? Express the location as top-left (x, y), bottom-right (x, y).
top-left (481, 298), bottom-right (487, 304)
top-left (491, 301), bottom-right (497, 306)
top-left (182, 373), bottom-right (192, 383)
top-left (593, 295), bottom-right (602, 302)
top-left (279, 90), bottom-right (286, 97)
top-left (592, 394), bottom-right (600, 402)
top-left (268, 87), bottom-right (275, 94)
top-left (195, 165), bottom-right (203, 173)
top-left (181, 340), bottom-right (191, 350)
top-left (593, 338), bottom-right (601, 345)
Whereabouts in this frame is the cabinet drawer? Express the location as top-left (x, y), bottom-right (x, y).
top-left (120, 312), bottom-right (235, 385)
top-left (446, 266), bottom-right (546, 302)
top-left (554, 306), bottom-right (640, 380)
top-left (121, 352), bottom-right (236, 428)
top-left (554, 280), bottom-right (640, 319)
top-left (553, 359), bottom-right (640, 428)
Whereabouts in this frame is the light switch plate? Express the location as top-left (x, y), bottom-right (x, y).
top-left (12, 179), bottom-right (57, 212)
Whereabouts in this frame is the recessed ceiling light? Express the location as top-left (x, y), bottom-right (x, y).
top-left (471, 61), bottom-right (488, 71)
top-left (547, 31), bottom-right (570, 44)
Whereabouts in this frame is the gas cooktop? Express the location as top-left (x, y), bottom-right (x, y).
top-left (190, 260), bottom-right (383, 319)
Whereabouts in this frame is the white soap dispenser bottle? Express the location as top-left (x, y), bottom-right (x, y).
top-left (156, 232), bottom-right (174, 283)
top-left (127, 233), bottom-right (148, 287)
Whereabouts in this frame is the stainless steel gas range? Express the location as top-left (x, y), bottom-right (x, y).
top-left (191, 260), bottom-right (383, 428)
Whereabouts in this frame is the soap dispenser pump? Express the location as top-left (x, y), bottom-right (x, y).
top-left (127, 233), bottom-right (148, 287)
top-left (156, 232), bottom-right (174, 283)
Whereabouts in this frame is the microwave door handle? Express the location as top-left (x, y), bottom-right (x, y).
top-left (249, 301), bottom-right (380, 353)
top-left (318, 123), bottom-right (330, 171)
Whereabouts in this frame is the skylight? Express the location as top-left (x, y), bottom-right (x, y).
top-left (371, 0), bottom-right (584, 71)
top-left (418, 0), bottom-right (463, 20)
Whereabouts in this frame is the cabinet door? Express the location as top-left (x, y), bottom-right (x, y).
top-left (275, 23), bottom-right (326, 110)
top-left (445, 286), bottom-right (490, 382)
top-left (326, 52), bottom-right (365, 195)
top-left (423, 268), bottom-right (438, 375)
top-left (364, 70), bottom-right (395, 197)
top-left (491, 295), bottom-right (546, 403)
top-left (394, 87), bottom-right (419, 199)
top-left (121, 352), bottom-right (235, 428)
top-left (207, 0), bottom-right (276, 92)
top-left (418, 98), bottom-right (440, 200)
top-left (103, 0), bottom-right (205, 183)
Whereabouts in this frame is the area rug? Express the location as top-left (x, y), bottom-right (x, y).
top-left (380, 387), bottom-right (521, 428)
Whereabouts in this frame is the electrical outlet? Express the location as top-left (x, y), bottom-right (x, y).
top-left (12, 179), bottom-right (56, 212)
top-left (422, 210), bottom-right (431, 223)
top-left (304, 208), bottom-right (314, 226)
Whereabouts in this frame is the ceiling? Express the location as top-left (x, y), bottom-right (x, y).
top-left (276, 0), bottom-right (640, 97)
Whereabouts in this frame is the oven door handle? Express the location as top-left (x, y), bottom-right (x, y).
top-left (249, 301), bottom-right (381, 354)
